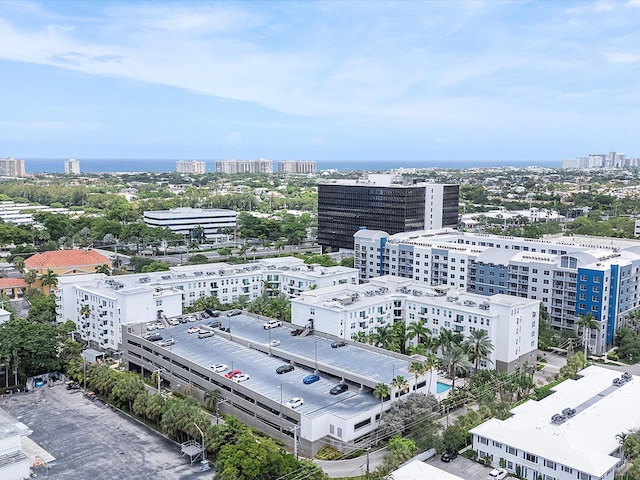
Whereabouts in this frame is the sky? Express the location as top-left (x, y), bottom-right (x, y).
top-left (1, 0), bottom-right (639, 164)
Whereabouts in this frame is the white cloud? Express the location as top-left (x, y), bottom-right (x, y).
top-left (604, 51), bottom-right (640, 64)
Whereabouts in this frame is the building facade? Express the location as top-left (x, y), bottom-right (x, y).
top-left (176, 160), bottom-right (206, 174)
top-left (0, 158), bottom-right (25, 177)
top-left (277, 161), bottom-right (316, 174)
top-left (216, 159), bottom-right (273, 174)
top-left (470, 366), bottom-right (633, 480)
top-left (291, 275), bottom-right (539, 372)
top-left (317, 174), bottom-right (459, 252)
top-left (354, 229), bottom-right (640, 354)
top-left (0, 408), bottom-right (31, 480)
top-left (25, 249), bottom-right (112, 292)
top-left (143, 207), bottom-right (237, 240)
top-left (56, 257), bottom-right (358, 350)
top-left (64, 158), bottom-right (80, 174)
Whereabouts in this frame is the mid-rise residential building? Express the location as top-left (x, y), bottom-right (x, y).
top-left (216, 159), bottom-right (273, 174)
top-left (277, 160), bottom-right (316, 174)
top-left (318, 174), bottom-right (459, 252)
top-left (143, 207), bottom-right (237, 240)
top-left (64, 158), bottom-right (80, 174)
top-left (0, 157), bottom-right (25, 177)
top-left (56, 257), bottom-right (358, 351)
top-left (0, 201), bottom-right (82, 226)
top-left (176, 160), bottom-right (206, 174)
top-left (354, 229), bottom-right (640, 354)
top-left (291, 275), bottom-right (539, 372)
top-left (470, 366), bottom-right (634, 480)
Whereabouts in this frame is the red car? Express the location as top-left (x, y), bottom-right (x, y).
top-left (224, 369), bottom-right (241, 379)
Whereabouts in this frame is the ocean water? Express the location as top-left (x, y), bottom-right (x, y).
top-left (23, 158), bottom-right (561, 174)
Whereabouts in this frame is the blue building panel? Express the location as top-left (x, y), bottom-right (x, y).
top-left (576, 267), bottom-right (605, 338)
top-left (607, 265), bottom-right (619, 346)
top-left (379, 237), bottom-right (387, 277)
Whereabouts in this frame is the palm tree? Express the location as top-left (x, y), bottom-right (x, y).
top-left (391, 321), bottom-right (411, 354)
top-left (373, 325), bottom-right (395, 350)
top-left (577, 312), bottom-right (599, 357)
top-left (391, 375), bottom-right (409, 398)
top-left (24, 269), bottom-right (38, 289)
top-left (629, 310), bottom-right (640, 334)
top-left (352, 331), bottom-right (368, 343)
top-left (409, 361), bottom-right (427, 392)
top-left (40, 269), bottom-right (58, 294)
top-left (95, 264), bottom-right (111, 276)
top-left (12, 256), bottom-right (25, 273)
top-left (407, 319), bottom-right (430, 345)
top-left (424, 352), bottom-right (439, 393)
top-left (442, 345), bottom-right (472, 389)
top-left (373, 382), bottom-right (390, 440)
top-left (466, 329), bottom-right (494, 372)
top-left (80, 304), bottom-right (91, 319)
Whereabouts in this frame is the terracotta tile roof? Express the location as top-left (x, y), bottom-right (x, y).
top-left (0, 278), bottom-right (27, 288)
top-left (24, 250), bottom-right (110, 269)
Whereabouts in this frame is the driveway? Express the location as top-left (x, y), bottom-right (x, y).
top-left (314, 447), bottom-right (387, 478)
top-left (427, 454), bottom-right (509, 480)
top-left (2, 384), bottom-right (212, 479)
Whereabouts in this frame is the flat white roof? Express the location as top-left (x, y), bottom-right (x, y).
top-left (471, 366), bottom-right (638, 477)
top-left (391, 459), bottom-right (464, 480)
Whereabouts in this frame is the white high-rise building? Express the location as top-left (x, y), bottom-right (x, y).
top-left (0, 157), bottom-right (25, 177)
top-left (176, 160), bottom-right (206, 174)
top-left (64, 158), bottom-right (80, 174)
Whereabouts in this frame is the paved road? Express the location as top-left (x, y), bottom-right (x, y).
top-left (314, 447), bottom-right (387, 478)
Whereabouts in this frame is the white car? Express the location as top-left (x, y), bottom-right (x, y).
top-left (285, 397), bottom-right (304, 409)
top-left (487, 468), bottom-right (508, 480)
top-left (187, 326), bottom-right (199, 334)
top-left (210, 363), bottom-right (228, 373)
top-left (232, 373), bottom-right (250, 383)
top-left (146, 323), bottom-right (157, 331)
top-left (263, 320), bottom-right (282, 329)
top-left (154, 322), bottom-right (165, 330)
top-left (268, 339), bottom-right (281, 347)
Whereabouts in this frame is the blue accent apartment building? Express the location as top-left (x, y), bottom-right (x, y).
top-left (354, 228), bottom-right (640, 354)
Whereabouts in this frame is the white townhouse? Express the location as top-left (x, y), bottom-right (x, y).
top-left (470, 366), bottom-right (637, 480)
top-left (56, 257), bottom-right (358, 351)
top-left (291, 276), bottom-right (540, 372)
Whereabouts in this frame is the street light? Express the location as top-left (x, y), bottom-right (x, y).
top-left (314, 341), bottom-right (318, 374)
top-left (193, 422), bottom-right (208, 471)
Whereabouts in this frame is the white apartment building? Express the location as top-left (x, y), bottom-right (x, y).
top-left (354, 228), bottom-right (640, 355)
top-left (470, 366), bottom-right (636, 480)
top-left (216, 159), bottom-right (273, 174)
top-left (0, 201), bottom-right (82, 226)
top-left (57, 257), bottom-right (358, 351)
top-left (291, 275), bottom-right (539, 372)
top-left (64, 158), bottom-right (80, 174)
top-left (277, 160), bottom-right (316, 174)
top-left (176, 160), bottom-right (206, 174)
top-left (143, 207), bottom-right (237, 240)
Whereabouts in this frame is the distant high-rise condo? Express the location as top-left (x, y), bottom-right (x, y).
top-left (176, 160), bottom-right (206, 174)
top-left (317, 174), bottom-right (459, 252)
top-left (0, 157), bottom-right (25, 177)
top-left (64, 158), bottom-right (80, 175)
top-left (216, 159), bottom-right (273, 174)
top-left (277, 160), bottom-right (316, 174)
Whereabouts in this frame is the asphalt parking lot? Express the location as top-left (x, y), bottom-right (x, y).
top-left (1, 384), bottom-right (213, 480)
top-left (427, 453), bottom-right (510, 480)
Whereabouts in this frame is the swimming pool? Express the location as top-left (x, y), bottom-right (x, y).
top-left (437, 382), bottom-right (452, 394)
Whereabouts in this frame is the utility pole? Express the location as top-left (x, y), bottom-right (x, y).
top-left (291, 425), bottom-right (301, 459)
top-left (366, 445), bottom-right (371, 478)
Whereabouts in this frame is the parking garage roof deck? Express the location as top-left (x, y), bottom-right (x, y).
top-left (134, 312), bottom-right (419, 419)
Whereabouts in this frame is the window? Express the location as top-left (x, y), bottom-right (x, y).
top-left (507, 446), bottom-right (517, 455)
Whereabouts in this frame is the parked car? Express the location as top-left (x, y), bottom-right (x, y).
top-left (263, 320), bottom-right (282, 329)
top-left (143, 332), bottom-right (163, 342)
top-left (198, 330), bottom-right (215, 339)
top-left (285, 397), bottom-right (304, 409)
top-left (211, 364), bottom-right (228, 373)
top-left (187, 316), bottom-right (198, 322)
top-left (330, 384), bottom-right (348, 395)
top-left (219, 326), bottom-right (231, 332)
top-left (232, 373), bottom-right (250, 383)
top-left (441, 451), bottom-right (458, 462)
top-left (178, 316), bottom-right (188, 324)
top-left (276, 365), bottom-right (295, 374)
top-left (187, 326), bottom-right (199, 334)
top-left (206, 308), bottom-right (220, 317)
top-left (153, 322), bottom-right (165, 330)
top-left (65, 381), bottom-right (80, 390)
top-left (146, 323), bottom-right (157, 331)
top-left (303, 374), bottom-right (320, 384)
top-left (207, 320), bottom-right (222, 328)
top-left (167, 318), bottom-right (179, 326)
top-left (227, 309), bottom-right (241, 317)
top-left (291, 328), bottom-right (304, 336)
top-left (225, 369), bottom-right (242, 379)
top-left (331, 340), bottom-right (346, 348)
top-left (487, 469), bottom-right (508, 480)
top-left (268, 339), bottom-right (281, 347)
top-left (159, 338), bottom-right (175, 347)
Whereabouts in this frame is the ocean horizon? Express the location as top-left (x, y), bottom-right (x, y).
top-left (22, 158), bottom-right (562, 174)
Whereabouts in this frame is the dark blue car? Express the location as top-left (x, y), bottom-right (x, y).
top-left (303, 374), bottom-right (320, 384)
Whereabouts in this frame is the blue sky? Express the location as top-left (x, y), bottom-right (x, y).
top-left (1, 0), bottom-right (639, 163)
